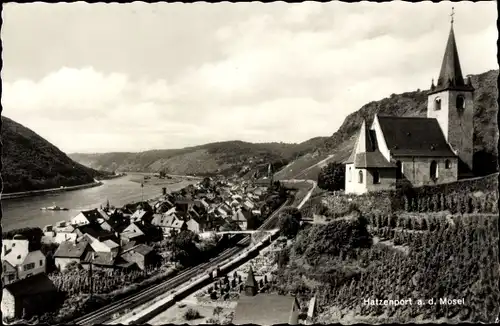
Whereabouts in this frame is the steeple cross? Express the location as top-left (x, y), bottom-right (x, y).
top-left (450, 7), bottom-right (455, 24)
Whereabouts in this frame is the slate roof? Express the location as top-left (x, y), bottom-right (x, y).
top-left (83, 251), bottom-right (116, 266)
top-left (4, 273), bottom-right (57, 297)
top-left (377, 116), bottom-right (456, 157)
top-left (233, 293), bottom-right (298, 325)
top-left (121, 223), bottom-right (145, 239)
top-left (354, 151), bottom-right (396, 169)
top-left (122, 244), bottom-right (153, 256)
top-left (76, 224), bottom-right (115, 241)
top-left (79, 209), bottom-right (106, 223)
top-left (103, 239), bottom-right (120, 249)
top-left (53, 240), bottom-right (89, 258)
top-left (430, 24), bottom-right (474, 94)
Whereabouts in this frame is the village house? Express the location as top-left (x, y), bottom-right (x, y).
top-left (71, 208), bottom-right (109, 226)
top-left (81, 251), bottom-right (117, 271)
top-left (2, 238), bottom-right (46, 282)
top-left (3, 260), bottom-right (18, 285)
top-left (185, 215), bottom-right (205, 234)
top-left (345, 22), bottom-right (474, 195)
top-left (233, 267), bottom-right (301, 325)
top-left (130, 209), bottom-right (154, 224)
top-left (151, 213), bottom-right (185, 235)
top-left (120, 244), bottom-right (155, 271)
top-left (1, 273), bottom-right (58, 320)
top-left (79, 233), bottom-right (120, 253)
top-left (120, 222), bottom-right (147, 243)
top-left (53, 240), bottom-right (92, 271)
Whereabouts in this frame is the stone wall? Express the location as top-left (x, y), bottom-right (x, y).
top-left (396, 156), bottom-right (458, 187)
top-left (1, 289), bottom-right (17, 319)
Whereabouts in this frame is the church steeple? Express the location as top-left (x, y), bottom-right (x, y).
top-left (431, 7), bottom-right (474, 94)
top-left (427, 7), bottom-right (475, 175)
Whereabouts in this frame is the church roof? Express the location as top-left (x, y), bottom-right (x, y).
top-left (430, 23), bottom-right (474, 94)
top-left (355, 151), bottom-right (396, 169)
top-left (377, 116), bottom-right (456, 157)
top-left (345, 120), bottom-right (373, 164)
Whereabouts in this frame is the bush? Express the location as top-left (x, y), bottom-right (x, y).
top-left (184, 308), bottom-right (201, 320)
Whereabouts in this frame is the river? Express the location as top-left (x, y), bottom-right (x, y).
top-left (1, 173), bottom-right (196, 232)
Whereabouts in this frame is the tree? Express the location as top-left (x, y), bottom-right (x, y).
top-left (202, 177), bottom-right (211, 189)
top-left (213, 306), bottom-right (223, 319)
top-left (278, 207), bottom-right (302, 239)
top-left (317, 162), bottom-right (346, 191)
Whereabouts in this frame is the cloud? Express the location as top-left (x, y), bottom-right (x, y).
top-left (2, 2), bottom-right (497, 153)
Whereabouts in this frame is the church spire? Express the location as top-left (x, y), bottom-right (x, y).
top-left (435, 8), bottom-right (466, 89)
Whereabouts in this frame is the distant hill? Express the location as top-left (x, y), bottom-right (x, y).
top-left (69, 141), bottom-right (306, 178)
top-left (1, 116), bottom-right (111, 194)
top-left (274, 69), bottom-right (499, 180)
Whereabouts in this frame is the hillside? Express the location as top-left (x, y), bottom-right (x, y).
top-left (1, 116), bottom-right (111, 194)
top-left (274, 69), bottom-right (499, 180)
top-left (69, 141), bottom-right (304, 178)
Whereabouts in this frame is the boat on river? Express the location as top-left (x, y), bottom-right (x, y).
top-left (40, 205), bottom-right (69, 211)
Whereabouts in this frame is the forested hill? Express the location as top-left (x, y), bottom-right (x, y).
top-left (274, 69), bottom-right (499, 180)
top-left (1, 116), bottom-right (111, 193)
top-left (69, 141), bottom-right (309, 178)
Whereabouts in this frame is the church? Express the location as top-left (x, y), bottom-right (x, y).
top-left (345, 17), bottom-right (474, 195)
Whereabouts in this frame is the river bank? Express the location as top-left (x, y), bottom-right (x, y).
top-left (1, 181), bottom-right (104, 201)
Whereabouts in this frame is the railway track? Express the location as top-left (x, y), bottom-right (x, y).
top-left (73, 197), bottom-right (292, 326)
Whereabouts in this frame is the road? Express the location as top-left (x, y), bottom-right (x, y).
top-left (74, 179), bottom-right (316, 326)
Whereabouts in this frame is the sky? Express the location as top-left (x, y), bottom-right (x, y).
top-left (2, 2), bottom-right (498, 154)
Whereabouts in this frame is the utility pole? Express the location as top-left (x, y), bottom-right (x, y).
top-left (141, 177), bottom-right (145, 202)
top-left (89, 252), bottom-right (94, 298)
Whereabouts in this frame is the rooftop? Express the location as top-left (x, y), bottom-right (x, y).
top-left (233, 293), bottom-right (299, 325)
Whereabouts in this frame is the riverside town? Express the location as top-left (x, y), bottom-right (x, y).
top-left (2, 2), bottom-right (499, 325)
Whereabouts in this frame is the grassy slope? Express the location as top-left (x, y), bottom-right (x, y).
top-left (275, 69), bottom-right (499, 181)
top-left (1, 116), bottom-right (110, 193)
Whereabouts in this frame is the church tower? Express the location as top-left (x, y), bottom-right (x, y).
top-left (427, 9), bottom-right (475, 174)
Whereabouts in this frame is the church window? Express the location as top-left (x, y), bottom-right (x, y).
top-left (396, 161), bottom-right (403, 179)
top-left (358, 170), bottom-right (363, 184)
top-left (445, 159), bottom-right (451, 169)
top-left (434, 97), bottom-right (441, 111)
top-left (373, 170), bottom-right (380, 184)
top-left (430, 160), bottom-right (438, 181)
top-left (348, 167), bottom-right (352, 182)
top-left (456, 95), bottom-right (465, 114)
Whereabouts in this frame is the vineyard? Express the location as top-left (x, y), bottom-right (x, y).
top-left (41, 264), bottom-right (177, 324)
top-left (49, 265), bottom-right (174, 296)
top-left (271, 211), bottom-right (500, 323)
top-left (306, 173), bottom-right (499, 219)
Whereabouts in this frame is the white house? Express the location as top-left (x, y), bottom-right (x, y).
top-left (2, 239), bottom-right (46, 282)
